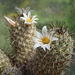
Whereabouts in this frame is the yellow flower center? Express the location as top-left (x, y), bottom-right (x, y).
top-left (41, 37), bottom-right (50, 44)
top-left (27, 18), bottom-right (32, 22)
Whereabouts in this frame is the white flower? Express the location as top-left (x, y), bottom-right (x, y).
top-left (4, 16), bottom-right (16, 27)
top-left (15, 7), bottom-right (33, 14)
top-left (20, 12), bottom-right (38, 25)
top-left (33, 26), bottom-right (58, 51)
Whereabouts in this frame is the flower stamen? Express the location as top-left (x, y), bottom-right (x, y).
top-left (41, 37), bottom-right (50, 44)
top-left (27, 18), bottom-right (32, 22)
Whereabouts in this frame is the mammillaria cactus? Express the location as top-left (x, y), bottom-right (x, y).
top-left (4, 7), bottom-right (38, 66)
top-left (4, 7), bottom-right (74, 75)
top-left (0, 49), bottom-right (12, 74)
top-left (26, 23), bottom-right (74, 75)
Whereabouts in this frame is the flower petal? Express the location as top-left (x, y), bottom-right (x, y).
top-left (42, 26), bottom-right (48, 36)
top-left (28, 12), bottom-right (31, 18)
top-left (26, 7), bottom-right (30, 11)
top-left (34, 31), bottom-right (42, 38)
top-left (15, 7), bottom-right (22, 14)
top-left (20, 17), bottom-right (25, 20)
top-left (33, 38), bottom-right (42, 44)
top-left (46, 43), bottom-right (50, 50)
top-left (33, 44), bottom-right (40, 50)
top-left (4, 16), bottom-right (16, 27)
top-left (41, 45), bottom-right (46, 51)
top-left (33, 18), bottom-right (38, 21)
top-left (51, 37), bottom-right (58, 42)
top-left (32, 15), bottom-right (36, 19)
top-left (32, 21), bottom-right (37, 24)
top-left (23, 13), bottom-right (27, 18)
top-left (25, 22), bottom-right (31, 25)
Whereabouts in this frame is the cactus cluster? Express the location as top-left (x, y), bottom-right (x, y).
top-left (0, 7), bottom-right (74, 75)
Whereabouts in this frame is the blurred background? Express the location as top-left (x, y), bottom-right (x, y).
top-left (0, 0), bottom-right (75, 75)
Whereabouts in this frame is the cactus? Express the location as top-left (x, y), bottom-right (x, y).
top-left (4, 7), bottom-right (74, 75)
top-left (0, 49), bottom-right (12, 74)
top-left (4, 7), bottom-right (38, 66)
top-left (26, 22), bottom-right (74, 75)
top-left (10, 23), bottom-right (36, 65)
top-left (1, 67), bottom-right (22, 75)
